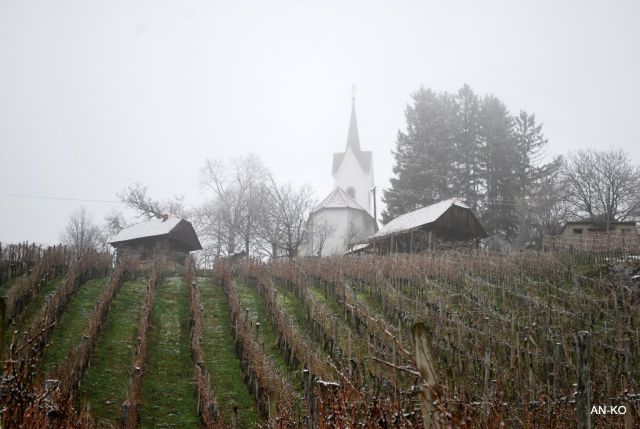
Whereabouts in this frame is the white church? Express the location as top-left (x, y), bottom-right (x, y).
top-left (302, 97), bottom-right (377, 256)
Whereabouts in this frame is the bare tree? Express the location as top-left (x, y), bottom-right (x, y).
top-left (118, 183), bottom-right (185, 220)
top-left (104, 209), bottom-right (128, 235)
top-left (191, 201), bottom-right (227, 259)
top-left (61, 207), bottom-right (101, 255)
top-left (562, 149), bottom-right (640, 225)
top-left (312, 219), bottom-right (335, 257)
top-left (199, 154), bottom-right (268, 256)
top-left (343, 213), bottom-right (369, 251)
top-left (260, 177), bottom-right (314, 258)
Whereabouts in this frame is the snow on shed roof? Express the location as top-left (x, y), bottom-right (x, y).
top-left (110, 217), bottom-right (182, 244)
top-left (312, 187), bottom-right (369, 213)
top-left (373, 198), bottom-right (468, 238)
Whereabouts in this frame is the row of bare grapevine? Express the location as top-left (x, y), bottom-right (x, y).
top-left (282, 253), bottom-right (640, 427)
top-left (14, 249), bottom-right (112, 359)
top-left (0, 241), bottom-right (46, 284)
top-left (119, 259), bottom-right (165, 428)
top-left (244, 261), bottom-right (426, 427)
top-left (4, 245), bottom-right (70, 324)
top-left (186, 259), bottom-right (220, 428)
top-left (52, 257), bottom-right (133, 402)
top-left (239, 262), bottom-right (337, 383)
top-left (269, 258), bottom-right (417, 404)
top-left (215, 262), bottom-right (298, 425)
top-left (1, 329), bottom-right (98, 429)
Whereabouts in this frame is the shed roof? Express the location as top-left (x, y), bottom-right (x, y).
top-left (373, 198), bottom-right (469, 238)
top-left (110, 217), bottom-right (202, 251)
top-left (312, 187), bottom-right (369, 214)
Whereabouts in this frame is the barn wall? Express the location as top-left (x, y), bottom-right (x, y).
top-left (433, 205), bottom-right (486, 238)
top-left (114, 237), bottom-right (189, 270)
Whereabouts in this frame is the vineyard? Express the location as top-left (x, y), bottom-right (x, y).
top-left (1, 242), bottom-right (639, 428)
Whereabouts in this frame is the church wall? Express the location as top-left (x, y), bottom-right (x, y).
top-left (333, 148), bottom-right (374, 214)
top-left (304, 208), bottom-right (375, 256)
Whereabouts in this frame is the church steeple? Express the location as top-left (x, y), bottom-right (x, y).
top-left (331, 88), bottom-right (374, 215)
top-left (346, 86), bottom-right (361, 152)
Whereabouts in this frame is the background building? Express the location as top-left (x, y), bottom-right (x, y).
top-left (302, 97), bottom-right (377, 256)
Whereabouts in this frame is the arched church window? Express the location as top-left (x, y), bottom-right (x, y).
top-left (347, 187), bottom-right (356, 199)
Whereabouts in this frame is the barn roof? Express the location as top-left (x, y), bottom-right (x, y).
top-left (312, 187), bottom-right (369, 214)
top-left (109, 217), bottom-right (202, 251)
top-left (373, 198), bottom-right (470, 238)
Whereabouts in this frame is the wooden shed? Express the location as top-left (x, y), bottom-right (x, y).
top-left (543, 220), bottom-right (639, 252)
top-left (109, 216), bottom-right (202, 264)
top-left (370, 198), bottom-right (487, 254)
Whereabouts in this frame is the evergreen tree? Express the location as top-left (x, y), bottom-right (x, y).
top-left (382, 88), bottom-right (457, 222)
top-left (384, 85), bottom-right (559, 244)
top-left (452, 84), bottom-right (483, 212)
top-left (512, 111), bottom-right (562, 245)
top-left (478, 95), bottom-right (519, 237)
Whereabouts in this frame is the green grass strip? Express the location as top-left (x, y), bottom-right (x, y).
top-left (199, 277), bottom-right (261, 428)
top-left (138, 276), bottom-right (199, 428)
top-left (78, 278), bottom-right (147, 426)
top-left (40, 278), bottom-right (107, 373)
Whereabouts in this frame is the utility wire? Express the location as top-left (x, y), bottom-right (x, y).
top-left (0, 193), bottom-right (121, 204)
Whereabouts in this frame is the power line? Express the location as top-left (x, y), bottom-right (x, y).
top-left (0, 193), bottom-right (121, 204)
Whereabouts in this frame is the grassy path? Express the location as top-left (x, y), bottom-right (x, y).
top-left (40, 277), bottom-right (107, 373)
top-left (3, 277), bottom-right (62, 348)
top-left (78, 278), bottom-right (147, 427)
top-left (199, 277), bottom-right (261, 428)
top-left (138, 276), bottom-right (199, 428)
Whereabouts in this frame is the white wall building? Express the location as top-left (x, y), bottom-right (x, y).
top-left (302, 99), bottom-right (377, 256)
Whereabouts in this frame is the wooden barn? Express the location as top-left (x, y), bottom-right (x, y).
top-left (109, 216), bottom-right (202, 265)
top-left (369, 198), bottom-right (487, 254)
top-left (543, 220), bottom-right (639, 252)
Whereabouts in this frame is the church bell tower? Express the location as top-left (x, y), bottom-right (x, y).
top-left (331, 91), bottom-right (374, 214)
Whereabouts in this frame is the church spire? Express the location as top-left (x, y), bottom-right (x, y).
top-left (346, 85), bottom-right (361, 152)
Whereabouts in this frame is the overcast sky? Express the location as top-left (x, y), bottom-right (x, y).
top-left (1, 0), bottom-right (639, 245)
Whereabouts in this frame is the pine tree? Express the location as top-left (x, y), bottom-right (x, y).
top-left (384, 85), bottom-right (558, 244)
top-left (512, 111), bottom-right (562, 245)
top-left (452, 84), bottom-right (483, 212)
top-left (478, 95), bottom-right (519, 237)
top-left (382, 88), bottom-right (457, 222)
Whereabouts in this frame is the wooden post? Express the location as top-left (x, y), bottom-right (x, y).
top-left (0, 297), bottom-right (5, 359)
top-left (576, 331), bottom-right (591, 429)
top-left (232, 405), bottom-right (238, 429)
top-left (553, 342), bottom-right (561, 400)
top-left (412, 322), bottom-right (442, 429)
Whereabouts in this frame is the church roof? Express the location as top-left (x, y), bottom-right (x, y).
top-left (312, 187), bottom-right (369, 214)
top-left (331, 103), bottom-right (372, 174)
top-left (346, 102), bottom-right (361, 152)
top-left (373, 198), bottom-right (471, 238)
